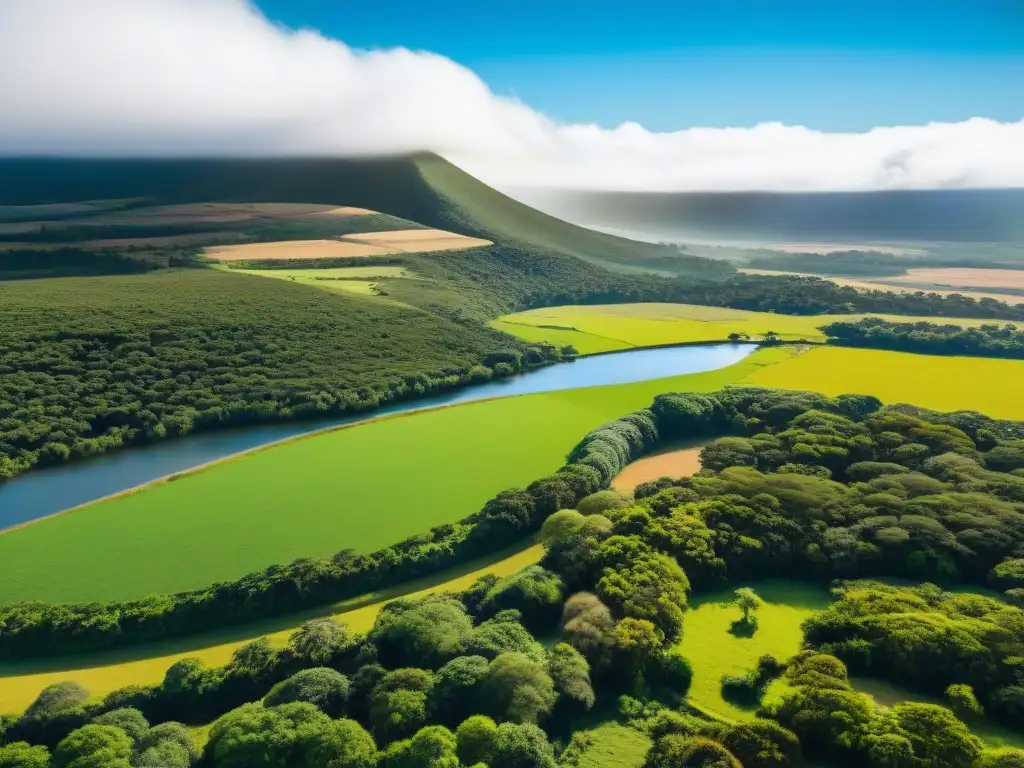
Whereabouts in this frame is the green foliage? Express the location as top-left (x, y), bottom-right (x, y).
top-left (89, 708), bottom-right (148, 744)
top-left (455, 715), bottom-right (498, 766)
top-left (489, 722), bottom-right (556, 768)
top-left (643, 734), bottom-right (740, 768)
top-left (597, 552), bottom-right (689, 641)
top-left (479, 566), bottom-right (565, 631)
top-left (0, 742), bottom-right (51, 768)
top-left (381, 725), bottom-right (459, 768)
top-left (825, 317), bottom-right (1024, 360)
top-left (368, 596), bottom-right (473, 669)
top-left (561, 593), bottom-right (618, 669)
top-left (547, 643), bottom-right (595, 710)
top-left (53, 724), bottom-right (133, 768)
top-left (465, 611), bottom-right (545, 662)
top-left (23, 682), bottom-right (89, 721)
top-left (264, 668), bottom-right (351, 716)
top-left (947, 683), bottom-right (985, 721)
top-left (205, 702), bottom-right (376, 768)
top-left (481, 652), bottom-right (557, 725)
top-left (577, 490), bottom-right (633, 516)
top-left (287, 618), bottom-right (356, 667)
top-left (721, 719), bottom-right (804, 768)
top-left (369, 669), bottom-right (435, 743)
top-left (430, 656), bottom-right (490, 726)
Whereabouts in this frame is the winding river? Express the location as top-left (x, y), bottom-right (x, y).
top-left (0, 343), bottom-right (755, 531)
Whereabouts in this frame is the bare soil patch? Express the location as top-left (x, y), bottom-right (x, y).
top-left (612, 444), bottom-right (704, 492)
top-left (348, 229), bottom-right (492, 252)
top-left (205, 240), bottom-right (396, 261)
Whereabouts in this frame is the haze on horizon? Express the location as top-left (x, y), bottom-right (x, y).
top-left (1, 0), bottom-right (1022, 192)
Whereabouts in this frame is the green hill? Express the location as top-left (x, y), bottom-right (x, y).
top-left (0, 154), bottom-right (728, 276)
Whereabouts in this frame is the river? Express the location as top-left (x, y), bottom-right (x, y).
top-left (0, 343), bottom-right (754, 530)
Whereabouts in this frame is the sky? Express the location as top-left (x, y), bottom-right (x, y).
top-left (254, 0), bottom-right (1024, 131)
top-left (0, 0), bottom-right (1022, 191)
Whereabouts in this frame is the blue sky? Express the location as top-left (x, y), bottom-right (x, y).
top-left (254, 0), bottom-right (1023, 131)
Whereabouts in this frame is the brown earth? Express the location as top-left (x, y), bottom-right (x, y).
top-left (612, 445), bottom-right (704, 492)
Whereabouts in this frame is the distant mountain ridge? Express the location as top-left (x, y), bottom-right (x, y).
top-left (0, 154), bottom-right (704, 274)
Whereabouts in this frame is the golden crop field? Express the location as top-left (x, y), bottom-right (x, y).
top-left (744, 346), bottom-right (1024, 419)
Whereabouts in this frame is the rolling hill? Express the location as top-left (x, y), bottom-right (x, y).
top-left (0, 154), bottom-right (729, 276)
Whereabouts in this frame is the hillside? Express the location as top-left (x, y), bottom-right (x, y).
top-left (0, 154), bottom-right (726, 276)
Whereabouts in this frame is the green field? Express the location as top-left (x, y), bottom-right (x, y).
top-left (0, 544), bottom-right (544, 715)
top-left (494, 303), bottom-right (995, 355)
top-left (576, 722), bottom-right (652, 768)
top-left (226, 265), bottom-right (415, 297)
top-left (744, 346), bottom-right (1024, 420)
top-left (679, 581), bottom-right (831, 721)
top-left (0, 349), bottom-right (783, 605)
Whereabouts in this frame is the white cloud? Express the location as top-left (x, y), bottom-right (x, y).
top-left (1, 0), bottom-right (1022, 191)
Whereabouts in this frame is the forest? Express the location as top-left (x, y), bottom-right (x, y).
top-left (823, 317), bottom-right (1024, 359)
top-left (2, 388), bottom-right (1023, 767)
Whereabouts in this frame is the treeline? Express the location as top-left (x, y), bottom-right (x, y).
top-left (0, 268), bottom-right (573, 482)
top-left (748, 250), bottom-right (918, 277)
top-left (824, 317), bottom-right (1024, 359)
top-left (0, 246), bottom-right (203, 280)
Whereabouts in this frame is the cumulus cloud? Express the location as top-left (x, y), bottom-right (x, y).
top-left (1, 0), bottom-right (1022, 191)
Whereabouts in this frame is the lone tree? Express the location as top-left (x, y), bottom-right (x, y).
top-left (734, 588), bottom-right (764, 624)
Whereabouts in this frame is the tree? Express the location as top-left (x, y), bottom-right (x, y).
top-left (548, 643), bottom-right (595, 710)
top-left (482, 652), bottom-right (557, 725)
top-left (381, 726), bottom-right (459, 768)
top-left (24, 682), bottom-right (89, 720)
top-left (53, 725), bottom-right (133, 768)
top-left (577, 490), bottom-right (632, 516)
top-left (90, 708), bottom-right (149, 745)
top-left (644, 735), bottom-right (740, 768)
top-left (734, 587), bottom-right (764, 623)
top-left (562, 593), bottom-right (617, 668)
top-left (288, 617), bottom-right (355, 665)
top-left (888, 702), bottom-right (984, 768)
top-left (265, 668), bottom-right (351, 717)
top-left (368, 669), bottom-right (435, 744)
top-left (613, 618), bottom-right (666, 689)
top-left (722, 719), bottom-right (804, 768)
top-left (946, 684), bottom-right (984, 721)
top-left (455, 715), bottom-right (498, 766)
top-left (489, 723), bottom-right (556, 768)
top-left (368, 597), bottom-right (473, 668)
top-left (596, 552), bottom-right (690, 641)
top-left (0, 742), bottom-right (51, 768)
top-left (465, 611), bottom-right (545, 661)
top-left (480, 567), bottom-right (565, 631)
top-left (430, 656), bottom-right (490, 726)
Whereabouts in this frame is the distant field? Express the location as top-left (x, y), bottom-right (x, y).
top-left (680, 581), bottom-right (831, 721)
top-left (494, 303), bottom-right (994, 355)
top-left (205, 229), bottom-right (490, 261)
top-left (885, 267), bottom-right (1024, 290)
top-left (744, 346), bottom-right (1024, 420)
top-left (611, 444), bottom-right (703, 492)
top-left (739, 267), bottom-right (1024, 306)
top-left (0, 350), bottom-right (781, 604)
top-left (0, 545), bottom-right (543, 714)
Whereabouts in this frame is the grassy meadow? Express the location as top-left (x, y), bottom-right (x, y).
top-left (0, 545), bottom-right (543, 714)
top-left (679, 581), bottom-right (831, 721)
top-left (0, 349), bottom-right (784, 605)
top-left (575, 722), bottom-right (652, 768)
top-left (493, 302), bottom-right (994, 355)
top-left (225, 265), bottom-right (415, 298)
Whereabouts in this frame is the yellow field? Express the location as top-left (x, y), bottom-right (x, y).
top-left (205, 239), bottom-right (397, 260)
top-left (494, 303), bottom-right (993, 355)
top-left (745, 346), bottom-right (1024, 419)
top-left (0, 545), bottom-right (543, 714)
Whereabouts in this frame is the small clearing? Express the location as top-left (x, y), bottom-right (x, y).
top-left (612, 444), bottom-right (703, 491)
top-left (679, 581), bottom-right (831, 721)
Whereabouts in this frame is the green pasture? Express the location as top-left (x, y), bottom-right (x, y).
top-left (0, 348), bottom-right (783, 605)
top-left (227, 265), bottom-right (413, 297)
top-left (576, 722), bottom-right (652, 768)
top-left (493, 302), bottom-right (994, 355)
top-left (679, 581), bottom-right (831, 721)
